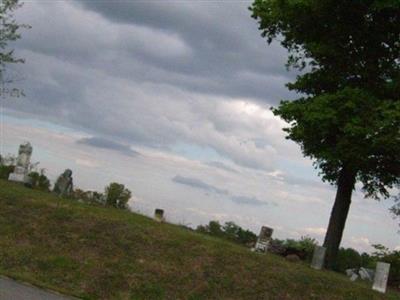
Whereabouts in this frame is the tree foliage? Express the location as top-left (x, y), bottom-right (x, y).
top-left (105, 182), bottom-right (131, 209)
top-left (196, 220), bottom-right (257, 246)
top-left (0, 0), bottom-right (30, 75)
top-left (250, 0), bottom-right (400, 198)
top-left (276, 88), bottom-right (400, 198)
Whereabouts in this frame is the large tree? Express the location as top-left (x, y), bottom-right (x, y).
top-left (250, 0), bottom-right (400, 268)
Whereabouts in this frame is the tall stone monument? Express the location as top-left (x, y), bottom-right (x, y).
top-left (53, 169), bottom-right (74, 197)
top-left (254, 226), bottom-right (274, 252)
top-left (8, 142), bottom-right (33, 184)
top-left (372, 262), bottom-right (390, 293)
top-left (310, 246), bottom-right (326, 270)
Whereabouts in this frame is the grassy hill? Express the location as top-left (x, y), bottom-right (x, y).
top-left (0, 179), bottom-right (397, 299)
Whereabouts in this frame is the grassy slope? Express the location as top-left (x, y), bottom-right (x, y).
top-left (0, 180), bottom-right (397, 300)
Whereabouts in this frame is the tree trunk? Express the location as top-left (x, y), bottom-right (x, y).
top-left (323, 165), bottom-right (357, 269)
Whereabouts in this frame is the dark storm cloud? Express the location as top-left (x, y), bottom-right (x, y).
top-left (172, 175), bottom-right (269, 206)
top-left (77, 137), bottom-right (139, 156)
top-left (72, 0), bottom-right (296, 102)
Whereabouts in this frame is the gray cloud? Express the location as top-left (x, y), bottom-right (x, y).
top-left (230, 195), bottom-right (268, 206)
top-left (77, 137), bottom-right (139, 157)
top-left (172, 175), bottom-right (229, 196)
top-left (172, 175), bottom-right (269, 207)
top-left (3, 1), bottom-right (300, 172)
top-left (204, 161), bottom-right (239, 174)
top-left (72, 0), bottom-right (296, 102)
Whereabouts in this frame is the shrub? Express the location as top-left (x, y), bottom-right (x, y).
top-left (0, 165), bottom-right (14, 179)
top-left (282, 236), bottom-right (318, 261)
top-left (334, 248), bottom-right (362, 273)
top-left (72, 189), bottom-right (105, 206)
top-left (28, 171), bottom-right (51, 191)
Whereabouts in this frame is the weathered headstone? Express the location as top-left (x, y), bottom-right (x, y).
top-left (310, 246), bottom-right (326, 270)
top-left (154, 208), bottom-right (165, 222)
top-left (372, 262), bottom-right (390, 293)
top-left (350, 273), bottom-right (359, 282)
top-left (254, 226), bottom-right (273, 252)
top-left (8, 142), bottom-right (33, 184)
top-left (53, 169), bottom-right (74, 197)
top-left (359, 267), bottom-right (374, 281)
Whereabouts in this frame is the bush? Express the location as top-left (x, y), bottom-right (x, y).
top-left (28, 171), bottom-right (51, 191)
top-left (282, 236), bottom-right (318, 261)
top-left (334, 248), bottom-right (363, 273)
top-left (0, 165), bottom-right (14, 179)
top-left (72, 188), bottom-right (105, 206)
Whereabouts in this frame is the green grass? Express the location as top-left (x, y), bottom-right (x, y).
top-left (0, 179), bottom-right (398, 299)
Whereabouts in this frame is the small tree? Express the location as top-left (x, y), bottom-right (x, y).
top-left (105, 182), bottom-right (131, 209)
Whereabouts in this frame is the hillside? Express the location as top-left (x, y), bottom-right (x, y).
top-left (0, 179), bottom-right (397, 299)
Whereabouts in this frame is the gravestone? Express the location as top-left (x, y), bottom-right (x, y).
top-left (372, 262), bottom-right (390, 293)
top-left (8, 142), bottom-right (33, 184)
top-left (154, 209), bottom-right (165, 222)
top-left (350, 273), bottom-right (359, 282)
top-left (359, 267), bottom-right (374, 281)
top-left (53, 169), bottom-right (74, 197)
top-left (310, 246), bottom-right (326, 270)
top-left (254, 226), bottom-right (273, 252)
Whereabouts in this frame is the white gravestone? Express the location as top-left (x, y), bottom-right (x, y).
top-left (8, 142), bottom-right (32, 184)
top-left (310, 246), bottom-right (326, 270)
top-left (255, 226), bottom-right (273, 252)
top-left (372, 262), bottom-right (390, 293)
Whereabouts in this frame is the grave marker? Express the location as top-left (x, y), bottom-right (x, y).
top-left (154, 209), bottom-right (165, 222)
top-left (372, 262), bottom-right (390, 293)
top-left (310, 246), bottom-right (326, 270)
top-left (8, 142), bottom-right (32, 184)
top-left (254, 226), bottom-right (273, 252)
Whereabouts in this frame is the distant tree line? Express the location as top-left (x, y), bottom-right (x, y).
top-left (196, 221), bottom-right (257, 247)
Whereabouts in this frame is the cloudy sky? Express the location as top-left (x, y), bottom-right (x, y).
top-left (1, 0), bottom-right (398, 252)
